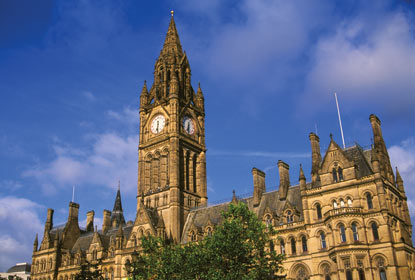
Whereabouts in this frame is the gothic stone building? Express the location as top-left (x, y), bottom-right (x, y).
top-left (31, 14), bottom-right (415, 280)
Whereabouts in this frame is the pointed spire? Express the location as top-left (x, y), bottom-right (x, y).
top-left (299, 164), bottom-right (306, 181)
top-left (161, 11), bottom-right (183, 59)
top-left (197, 83), bottom-right (203, 98)
top-left (231, 190), bottom-right (238, 204)
top-left (299, 164), bottom-right (306, 191)
top-left (33, 234), bottom-right (38, 252)
top-left (396, 167), bottom-right (404, 191)
top-left (113, 184), bottom-right (123, 212)
top-left (140, 81), bottom-right (149, 108)
top-left (111, 184), bottom-right (126, 229)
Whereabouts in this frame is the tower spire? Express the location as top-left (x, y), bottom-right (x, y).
top-left (110, 184), bottom-right (126, 229)
top-left (161, 12), bottom-right (183, 59)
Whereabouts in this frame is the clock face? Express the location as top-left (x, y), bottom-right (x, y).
top-left (151, 115), bottom-right (166, 134)
top-left (182, 116), bottom-right (195, 135)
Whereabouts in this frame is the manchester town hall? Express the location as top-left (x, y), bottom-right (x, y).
top-left (31, 13), bottom-right (415, 280)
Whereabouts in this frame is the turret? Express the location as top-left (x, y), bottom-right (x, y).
top-left (278, 160), bottom-right (290, 200)
top-left (309, 133), bottom-right (321, 185)
top-left (369, 114), bottom-right (394, 183)
top-left (252, 168), bottom-right (266, 207)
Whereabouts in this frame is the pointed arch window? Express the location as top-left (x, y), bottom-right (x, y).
top-left (339, 224), bottom-right (347, 243)
top-left (332, 168), bottom-right (338, 182)
top-left (280, 240), bottom-right (285, 255)
top-left (316, 203), bottom-right (322, 220)
top-left (338, 167), bottom-right (343, 181)
top-left (290, 238), bottom-right (296, 255)
top-left (320, 232), bottom-right (327, 249)
top-left (366, 193), bottom-right (373, 209)
top-left (358, 269), bottom-right (366, 280)
top-left (347, 197), bottom-right (353, 207)
top-left (346, 270), bottom-right (353, 280)
top-left (371, 222), bottom-right (379, 241)
top-left (352, 222), bottom-right (359, 241)
top-left (340, 199), bottom-right (345, 207)
top-left (265, 214), bottom-right (273, 227)
top-left (301, 236), bottom-right (308, 252)
top-left (333, 200), bottom-right (338, 209)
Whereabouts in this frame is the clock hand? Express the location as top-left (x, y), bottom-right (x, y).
top-left (187, 122), bottom-right (190, 132)
top-left (157, 121), bottom-right (159, 132)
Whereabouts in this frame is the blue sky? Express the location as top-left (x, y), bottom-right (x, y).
top-left (1, 0), bottom-right (415, 270)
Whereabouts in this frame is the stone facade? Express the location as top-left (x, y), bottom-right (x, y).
top-left (31, 14), bottom-right (415, 280)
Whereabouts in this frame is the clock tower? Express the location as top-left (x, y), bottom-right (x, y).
top-left (137, 13), bottom-right (207, 243)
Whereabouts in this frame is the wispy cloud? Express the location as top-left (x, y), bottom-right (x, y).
top-left (301, 12), bottom-right (415, 116)
top-left (82, 91), bottom-right (96, 102)
top-left (23, 107), bottom-right (139, 195)
top-left (389, 138), bottom-right (415, 198)
top-left (0, 196), bottom-right (44, 271)
top-left (209, 149), bottom-right (309, 159)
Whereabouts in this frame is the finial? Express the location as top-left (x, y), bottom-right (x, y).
top-left (330, 133), bottom-right (333, 140)
top-left (118, 180), bottom-right (120, 191)
top-left (231, 189), bottom-right (238, 204)
top-left (198, 82), bottom-right (201, 88)
top-left (171, 10), bottom-right (174, 17)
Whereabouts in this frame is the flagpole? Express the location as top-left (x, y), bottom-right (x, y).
top-left (334, 92), bottom-right (346, 149)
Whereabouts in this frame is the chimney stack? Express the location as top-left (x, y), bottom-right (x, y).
top-left (86, 211), bottom-right (95, 232)
top-left (102, 210), bottom-right (111, 233)
top-left (278, 160), bottom-right (290, 200)
top-left (252, 168), bottom-right (266, 207)
top-left (309, 133), bottom-right (321, 185)
top-left (68, 202), bottom-right (79, 222)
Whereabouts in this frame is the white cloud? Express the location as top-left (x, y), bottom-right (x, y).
top-left (389, 138), bottom-right (415, 197)
top-left (302, 12), bottom-right (415, 114)
top-left (0, 180), bottom-right (23, 191)
top-left (82, 91), bottom-right (95, 101)
top-left (0, 196), bottom-right (44, 271)
top-left (23, 107), bottom-right (139, 195)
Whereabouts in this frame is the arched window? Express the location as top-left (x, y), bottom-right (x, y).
top-left (280, 240), bottom-right (285, 255)
top-left (332, 168), bottom-right (338, 182)
top-left (358, 269), bottom-right (366, 280)
top-left (316, 203), bottom-right (322, 220)
top-left (290, 238), bottom-right (296, 255)
top-left (333, 200), bottom-right (338, 209)
top-left (347, 197), bottom-right (353, 207)
top-left (286, 211), bottom-right (293, 223)
top-left (338, 167), bottom-right (343, 181)
top-left (371, 222), bottom-right (379, 241)
top-left (379, 269), bottom-right (387, 280)
top-left (110, 269), bottom-right (114, 280)
top-left (340, 199), bottom-right (345, 207)
top-left (346, 270), bottom-right (353, 280)
top-left (352, 222), bottom-right (359, 241)
top-left (366, 193), bottom-right (373, 209)
top-left (301, 236), bottom-right (308, 252)
top-left (339, 224), bottom-right (347, 243)
top-left (320, 232), bottom-right (327, 249)
top-left (325, 277), bottom-right (331, 280)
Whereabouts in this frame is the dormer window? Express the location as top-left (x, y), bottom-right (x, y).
top-left (286, 211), bottom-right (293, 223)
top-left (332, 164), bottom-right (344, 183)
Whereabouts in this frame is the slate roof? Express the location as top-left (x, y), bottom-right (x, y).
top-left (7, 263), bottom-right (31, 273)
top-left (181, 185), bottom-right (303, 243)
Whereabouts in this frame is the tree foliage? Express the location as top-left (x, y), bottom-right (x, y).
top-left (74, 260), bottom-right (103, 280)
top-left (126, 202), bottom-right (285, 280)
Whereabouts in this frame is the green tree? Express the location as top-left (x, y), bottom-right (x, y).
top-left (74, 260), bottom-right (103, 280)
top-left (125, 202), bottom-right (285, 280)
